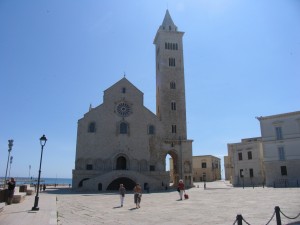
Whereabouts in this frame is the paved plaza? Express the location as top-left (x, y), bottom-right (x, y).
top-left (0, 181), bottom-right (300, 225)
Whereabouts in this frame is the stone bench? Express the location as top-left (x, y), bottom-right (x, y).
top-left (12, 192), bottom-right (26, 203)
top-left (26, 189), bottom-right (34, 195)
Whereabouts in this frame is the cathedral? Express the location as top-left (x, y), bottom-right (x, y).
top-left (72, 10), bottom-right (193, 191)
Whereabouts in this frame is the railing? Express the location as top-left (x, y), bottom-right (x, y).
top-left (232, 206), bottom-right (300, 225)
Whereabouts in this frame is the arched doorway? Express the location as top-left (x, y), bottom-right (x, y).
top-left (107, 177), bottom-right (135, 191)
top-left (165, 151), bottom-right (179, 187)
top-left (116, 156), bottom-right (126, 170)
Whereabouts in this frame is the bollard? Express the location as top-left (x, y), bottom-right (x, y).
top-left (236, 214), bottom-right (243, 225)
top-left (275, 206), bottom-right (282, 225)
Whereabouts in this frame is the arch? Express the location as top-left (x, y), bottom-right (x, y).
top-left (116, 156), bottom-right (127, 170)
top-left (78, 178), bottom-right (90, 188)
top-left (165, 150), bottom-right (179, 186)
top-left (98, 183), bottom-right (102, 191)
top-left (107, 177), bottom-right (136, 191)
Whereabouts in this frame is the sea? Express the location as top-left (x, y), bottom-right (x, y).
top-left (0, 177), bottom-right (72, 186)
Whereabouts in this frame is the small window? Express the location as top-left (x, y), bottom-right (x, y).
top-left (120, 122), bottom-right (128, 134)
top-left (202, 162), bottom-right (207, 168)
top-left (150, 165), bottom-right (155, 171)
top-left (238, 152), bottom-right (243, 161)
top-left (88, 122), bottom-right (96, 133)
top-left (171, 101), bottom-right (176, 110)
top-left (171, 125), bottom-right (176, 133)
top-left (249, 169), bottom-right (254, 178)
top-left (169, 25), bottom-right (171, 30)
top-left (86, 164), bottom-right (93, 170)
top-left (248, 151), bottom-right (252, 160)
top-left (281, 166), bottom-right (287, 176)
top-left (122, 87), bottom-right (126, 93)
top-left (278, 147), bottom-right (285, 160)
top-left (240, 169), bottom-right (244, 178)
top-left (170, 82), bottom-right (176, 89)
top-left (275, 127), bottom-right (283, 140)
top-left (169, 58), bottom-right (176, 67)
top-left (148, 125), bottom-right (155, 134)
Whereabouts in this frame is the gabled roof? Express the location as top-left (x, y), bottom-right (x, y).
top-left (104, 77), bottom-right (142, 95)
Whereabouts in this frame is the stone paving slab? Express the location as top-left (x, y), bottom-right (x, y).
top-left (56, 181), bottom-right (300, 225)
top-left (0, 191), bottom-right (57, 225)
top-left (0, 181), bottom-right (300, 225)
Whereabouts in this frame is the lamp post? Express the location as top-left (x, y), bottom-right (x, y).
top-left (9, 156), bottom-right (13, 177)
top-left (4, 140), bottom-right (14, 188)
top-left (32, 135), bottom-right (47, 211)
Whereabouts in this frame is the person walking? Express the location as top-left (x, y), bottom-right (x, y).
top-left (177, 179), bottom-right (185, 200)
top-left (119, 184), bottom-right (126, 207)
top-left (133, 183), bottom-right (142, 208)
top-left (6, 177), bottom-right (16, 205)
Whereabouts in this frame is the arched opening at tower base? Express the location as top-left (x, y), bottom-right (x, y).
top-left (165, 151), bottom-right (179, 188)
top-left (107, 177), bottom-right (136, 191)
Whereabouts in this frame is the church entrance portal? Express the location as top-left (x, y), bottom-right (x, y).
top-left (107, 177), bottom-right (135, 191)
top-left (116, 156), bottom-right (126, 170)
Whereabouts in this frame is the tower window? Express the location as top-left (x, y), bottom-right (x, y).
top-left (122, 87), bottom-right (126, 93)
top-left (170, 82), bottom-right (176, 89)
top-left (171, 101), bottom-right (176, 110)
top-left (169, 25), bottom-right (171, 30)
top-left (172, 125), bottom-right (177, 133)
top-left (169, 58), bottom-right (176, 67)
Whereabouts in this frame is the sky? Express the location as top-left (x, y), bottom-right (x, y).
top-left (0, 0), bottom-right (299, 179)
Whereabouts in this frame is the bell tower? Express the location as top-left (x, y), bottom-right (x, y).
top-left (154, 10), bottom-right (187, 140)
top-left (154, 10), bottom-right (193, 187)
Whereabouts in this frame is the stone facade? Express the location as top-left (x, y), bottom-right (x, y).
top-left (227, 137), bottom-right (264, 187)
top-left (225, 111), bottom-right (300, 187)
top-left (192, 155), bottom-right (221, 182)
top-left (257, 111), bottom-right (300, 187)
top-left (72, 10), bottom-right (193, 191)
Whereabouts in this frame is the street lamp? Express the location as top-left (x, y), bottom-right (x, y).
top-left (32, 134), bottom-right (47, 211)
top-left (4, 140), bottom-right (14, 188)
top-left (9, 156), bottom-right (13, 177)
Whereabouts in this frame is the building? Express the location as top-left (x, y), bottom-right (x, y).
top-left (257, 111), bottom-right (300, 187)
top-left (225, 111), bottom-right (300, 187)
top-left (192, 155), bottom-right (221, 182)
top-left (226, 137), bottom-right (264, 186)
top-left (72, 10), bottom-right (193, 191)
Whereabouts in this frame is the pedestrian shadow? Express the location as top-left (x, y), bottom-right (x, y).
top-left (113, 206), bottom-right (122, 209)
top-left (129, 207), bottom-right (138, 211)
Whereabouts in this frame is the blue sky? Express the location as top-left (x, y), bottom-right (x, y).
top-left (0, 0), bottom-right (299, 179)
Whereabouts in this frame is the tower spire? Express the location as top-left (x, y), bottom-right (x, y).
top-left (160, 9), bottom-right (177, 31)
